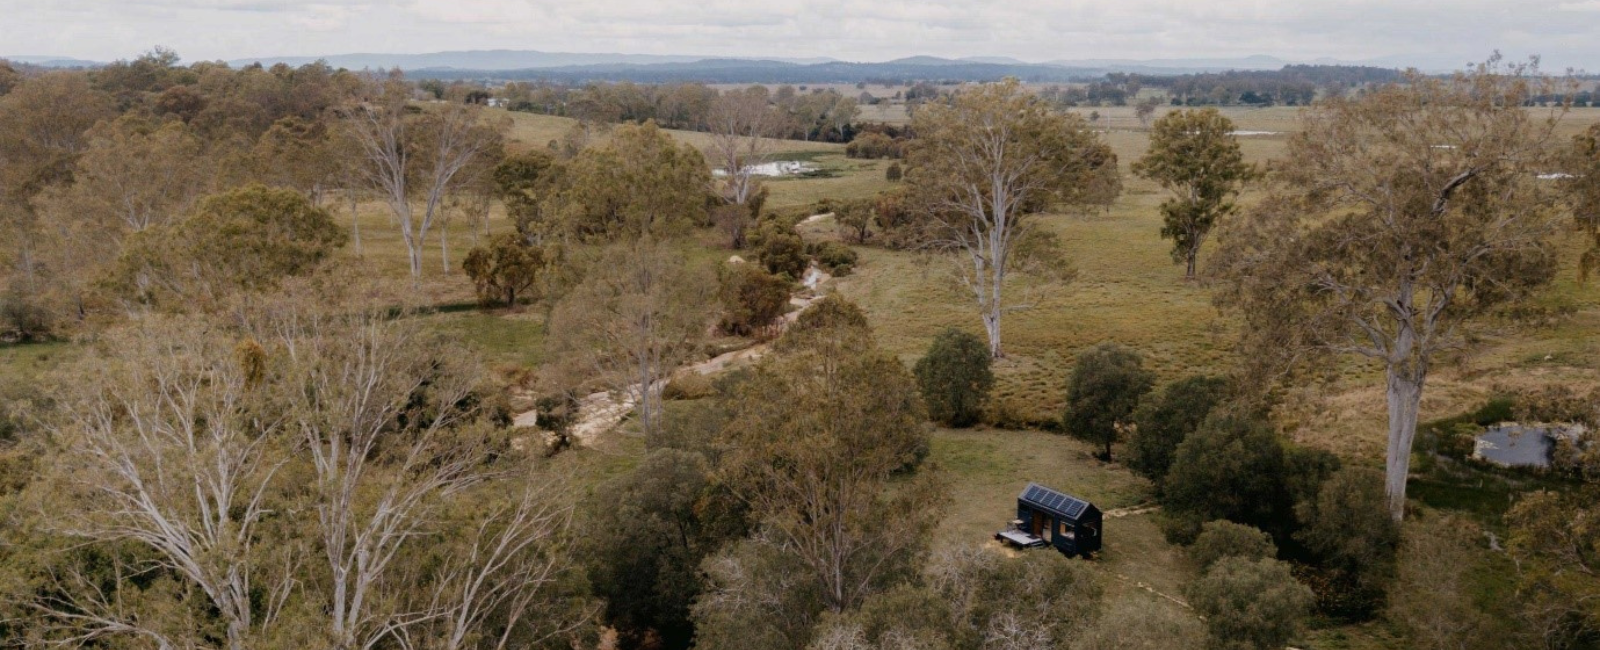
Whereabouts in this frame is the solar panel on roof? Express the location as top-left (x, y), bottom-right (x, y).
top-left (1064, 500), bottom-right (1087, 518)
top-left (1020, 483), bottom-right (1094, 521)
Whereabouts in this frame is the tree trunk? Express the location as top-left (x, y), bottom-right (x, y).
top-left (1384, 365), bottom-right (1424, 521)
top-left (349, 192), bottom-right (362, 258)
top-left (982, 308), bottom-right (1003, 359)
top-left (1185, 245), bottom-right (1198, 278)
top-left (441, 222), bottom-right (450, 274)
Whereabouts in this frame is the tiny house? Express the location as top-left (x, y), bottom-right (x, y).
top-left (996, 483), bottom-right (1102, 557)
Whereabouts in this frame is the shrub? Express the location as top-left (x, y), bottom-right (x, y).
top-left (462, 233), bottom-right (545, 307)
top-left (0, 283), bottom-right (54, 342)
top-left (1063, 343), bottom-right (1155, 461)
top-left (845, 132), bottom-right (903, 159)
top-left (108, 184), bottom-right (346, 309)
top-left (713, 203), bottom-right (752, 250)
top-left (1128, 375), bottom-right (1231, 491)
top-left (807, 241), bottom-right (859, 276)
top-left (717, 263), bottom-right (791, 337)
top-left (873, 190), bottom-right (921, 250)
top-left (1389, 514), bottom-right (1505, 650)
top-left (1161, 415), bottom-right (1296, 544)
top-left (1294, 467), bottom-right (1400, 619)
top-left (1186, 557), bottom-right (1313, 650)
top-left (834, 198), bottom-right (875, 244)
top-left (777, 294), bottom-right (873, 354)
top-left (1189, 520), bottom-right (1277, 571)
top-left (885, 161), bottom-right (903, 182)
top-left (662, 372), bottom-right (716, 401)
top-left (914, 328), bottom-right (994, 428)
top-left (751, 221), bottom-right (808, 280)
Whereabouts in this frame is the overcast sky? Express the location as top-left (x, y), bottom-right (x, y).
top-left (4, 0), bottom-right (1597, 69)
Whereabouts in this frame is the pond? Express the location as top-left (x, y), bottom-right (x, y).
top-left (1473, 424), bottom-right (1573, 468)
top-left (711, 161), bottom-right (818, 178)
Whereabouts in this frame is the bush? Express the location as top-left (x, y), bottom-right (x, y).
top-left (1186, 557), bottom-right (1313, 650)
top-left (1128, 375), bottom-right (1231, 491)
top-left (913, 328), bottom-right (994, 428)
top-left (751, 221), bottom-right (808, 280)
top-left (1161, 415), bottom-right (1296, 544)
top-left (885, 161), bottom-right (903, 182)
top-left (108, 184), bottom-right (346, 309)
top-left (662, 372), bottom-right (716, 401)
top-left (1063, 343), bottom-right (1155, 461)
top-left (1189, 520), bottom-right (1277, 571)
top-left (462, 233), bottom-right (545, 307)
top-left (718, 263), bottom-right (791, 337)
top-left (1074, 595), bottom-right (1204, 650)
top-left (833, 198), bottom-right (874, 244)
top-left (780, 294), bottom-right (872, 350)
top-left (807, 241), bottom-right (858, 276)
top-left (1294, 467), bottom-right (1400, 619)
top-left (845, 132), bottom-right (903, 159)
top-left (0, 283), bottom-right (54, 342)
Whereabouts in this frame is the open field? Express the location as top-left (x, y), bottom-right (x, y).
top-left (341, 103), bottom-right (1600, 462)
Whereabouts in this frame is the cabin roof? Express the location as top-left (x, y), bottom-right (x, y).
top-left (1019, 483), bottom-right (1096, 521)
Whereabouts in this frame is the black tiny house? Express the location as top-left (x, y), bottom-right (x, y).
top-left (1005, 483), bottom-right (1102, 557)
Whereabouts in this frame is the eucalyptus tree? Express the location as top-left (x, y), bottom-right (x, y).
top-left (1212, 57), bottom-right (1569, 520)
top-left (906, 78), bottom-right (1118, 358)
top-left (344, 79), bottom-right (506, 282)
top-left (1133, 108), bottom-right (1257, 277)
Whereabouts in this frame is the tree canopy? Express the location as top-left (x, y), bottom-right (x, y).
top-left (1212, 57), bottom-right (1568, 520)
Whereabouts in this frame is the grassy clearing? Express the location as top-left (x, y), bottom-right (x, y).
top-left (0, 341), bottom-right (76, 386)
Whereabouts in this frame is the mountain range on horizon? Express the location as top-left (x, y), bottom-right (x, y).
top-left (4, 49), bottom-right (1479, 77)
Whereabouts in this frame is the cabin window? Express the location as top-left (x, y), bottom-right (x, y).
top-left (1059, 521), bottom-right (1075, 539)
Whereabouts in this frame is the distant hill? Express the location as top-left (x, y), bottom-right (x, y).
top-left (2, 55), bottom-right (101, 68)
top-left (227, 49), bottom-right (835, 71)
top-left (1048, 55), bottom-right (1291, 72)
top-left (2, 48), bottom-right (1448, 81)
top-left (413, 58), bottom-right (1110, 84)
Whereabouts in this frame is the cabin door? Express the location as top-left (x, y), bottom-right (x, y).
top-left (1031, 512), bottom-right (1049, 540)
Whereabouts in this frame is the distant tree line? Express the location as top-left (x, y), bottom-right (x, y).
top-left (485, 80), bottom-right (865, 143)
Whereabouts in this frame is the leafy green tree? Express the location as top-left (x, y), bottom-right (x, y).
top-left (1063, 343), bottom-right (1155, 460)
top-left (551, 120), bottom-right (711, 241)
top-left (1189, 520), bottom-right (1277, 571)
top-left (778, 293), bottom-right (871, 352)
top-left (108, 184), bottom-right (346, 310)
top-left (1128, 375), bottom-right (1231, 491)
top-left (914, 328), bottom-right (994, 428)
top-left (1133, 108), bottom-right (1256, 277)
top-left (751, 220), bottom-right (809, 280)
top-left (834, 198), bottom-right (875, 244)
top-left (1504, 488), bottom-right (1600, 646)
top-left (1211, 58), bottom-right (1567, 521)
top-left (1389, 514), bottom-right (1509, 650)
top-left (714, 300), bottom-right (939, 615)
top-left (718, 262), bottom-right (791, 336)
top-left (1294, 467), bottom-right (1400, 617)
top-left (583, 449), bottom-right (746, 648)
top-left (1162, 415), bottom-right (1296, 544)
top-left (462, 233), bottom-right (546, 307)
top-left (493, 148), bottom-right (564, 237)
top-left (906, 78), bottom-right (1117, 358)
top-left (1186, 557), bottom-right (1313, 650)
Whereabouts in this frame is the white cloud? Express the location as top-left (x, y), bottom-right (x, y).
top-left (2, 0), bottom-right (1597, 69)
